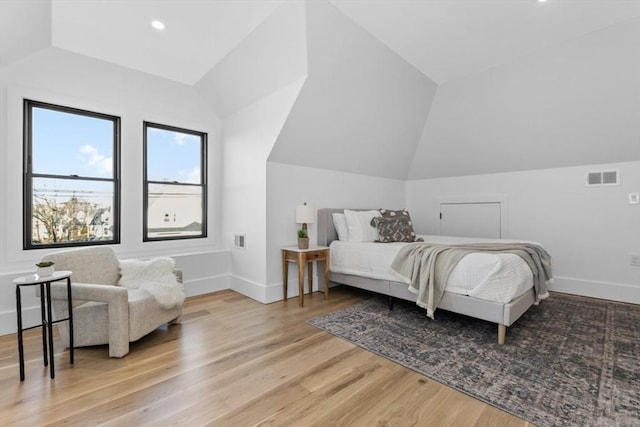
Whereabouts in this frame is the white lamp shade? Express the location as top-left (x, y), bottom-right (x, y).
top-left (295, 204), bottom-right (315, 224)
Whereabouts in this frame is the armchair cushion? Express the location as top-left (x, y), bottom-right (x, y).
top-left (42, 247), bottom-right (120, 285)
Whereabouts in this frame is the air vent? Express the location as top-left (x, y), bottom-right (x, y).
top-left (602, 171), bottom-right (618, 185)
top-left (586, 170), bottom-right (619, 186)
top-left (234, 234), bottom-right (246, 249)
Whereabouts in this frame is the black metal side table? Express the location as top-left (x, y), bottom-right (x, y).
top-left (13, 270), bottom-right (74, 381)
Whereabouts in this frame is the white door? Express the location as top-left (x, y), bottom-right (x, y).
top-left (439, 202), bottom-right (501, 238)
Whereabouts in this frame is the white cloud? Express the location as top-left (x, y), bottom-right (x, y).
top-left (78, 144), bottom-right (112, 175)
top-left (174, 133), bottom-right (198, 146)
top-left (185, 167), bottom-right (201, 184)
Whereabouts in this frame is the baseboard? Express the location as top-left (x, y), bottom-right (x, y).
top-left (0, 307), bottom-right (41, 336)
top-left (229, 275), bottom-right (269, 303)
top-left (264, 283), bottom-right (282, 304)
top-left (550, 276), bottom-right (639, 304)
top-left (183, 274), bottom-right (230, 297)
top-left (263, 273), bottom-right (324, 304)
top-left (231, 273), bottom-right (324, 304)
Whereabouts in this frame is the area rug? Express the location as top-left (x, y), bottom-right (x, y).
top-left (308, 293), bottom-right (640, 426)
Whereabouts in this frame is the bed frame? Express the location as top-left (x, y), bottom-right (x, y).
top-left (317, 208), bottom-right (537, 344)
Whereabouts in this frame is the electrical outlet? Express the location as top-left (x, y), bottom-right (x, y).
top-left (631, 254), bottom-right (640, 267)
top-left (234, 234), bottom-right (246, 249)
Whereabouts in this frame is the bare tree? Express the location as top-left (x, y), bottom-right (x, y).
top-left (31, 192), bottom-right (103, 244)
top-left (32, 193), bottom-right (61, 243)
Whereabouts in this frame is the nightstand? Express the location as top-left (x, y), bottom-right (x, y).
top-left (282, 246), bottom-right (330, 307)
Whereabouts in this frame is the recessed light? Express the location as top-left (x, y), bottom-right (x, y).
top-left (151, 20), bottom-right (165, 31)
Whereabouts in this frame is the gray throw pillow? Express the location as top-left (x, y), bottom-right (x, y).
top-left (378, 208), bottom-right (413, 221)
top-left (371, 216), bottom-right (419, 243)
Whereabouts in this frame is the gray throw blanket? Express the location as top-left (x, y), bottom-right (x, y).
top-left (390, 242), bottom-right (553, 318)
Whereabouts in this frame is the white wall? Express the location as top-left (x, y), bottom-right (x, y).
top-left (221, 80), bottom-right (410, 304)
top-left (222, 78), bottom-right (306, 302)
top-left (0, 47), bottom-right (229, 335)
top-left (198, 0), bottom-right (309, 303)
top-left (406, 161), bottom-right (640, 304)
top-left (266, 162), bottom-right (406, 301)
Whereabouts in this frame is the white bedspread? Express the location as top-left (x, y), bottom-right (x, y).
top-left (329, 235), bottom-right (534, 303)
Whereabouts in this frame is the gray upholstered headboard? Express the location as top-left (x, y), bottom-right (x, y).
top-left (317, 208), bottom-right (373, 247)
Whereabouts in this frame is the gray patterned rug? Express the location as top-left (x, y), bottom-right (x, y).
top-left (308, 293), bottom-right (640, 426)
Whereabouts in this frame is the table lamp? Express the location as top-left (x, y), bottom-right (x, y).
top-left (295, 203), bottom-right (314, 232)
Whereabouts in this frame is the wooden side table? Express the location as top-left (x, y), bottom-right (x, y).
top-left (12, 270), bottom-right (74, 381)
top-left (282, 246), bottom-right (330, 307)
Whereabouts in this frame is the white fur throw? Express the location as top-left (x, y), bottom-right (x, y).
top-left (118, 257), bottom-right (185, 309)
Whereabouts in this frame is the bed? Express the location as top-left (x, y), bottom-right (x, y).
top-left (317, 208), bottom-right (552, 344)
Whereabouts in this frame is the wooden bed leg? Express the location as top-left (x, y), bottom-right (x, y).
top-left (498, 324), bottom-right (506, 345)
top-left (388, 296), bottom-right (394, 311)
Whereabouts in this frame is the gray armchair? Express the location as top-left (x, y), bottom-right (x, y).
top-left (41, 247), bottom-right (183, 358)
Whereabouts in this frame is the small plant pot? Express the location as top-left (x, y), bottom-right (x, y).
top-left (37, 266), bottom-right (54, 277)
top-left (298, 237), bottom-right (309, 249)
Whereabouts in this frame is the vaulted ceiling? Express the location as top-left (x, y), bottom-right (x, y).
top-left (2, 0), bottom-right (638, 85)
top-left (2, 0), bottom-right (638, 180)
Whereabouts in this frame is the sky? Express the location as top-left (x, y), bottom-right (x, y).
top-left (146, 126), bottom-right (202, 183)
top-left (32, 106), bottom-right (202, 184)
top-left (30, 106), bottom-right (204, 215)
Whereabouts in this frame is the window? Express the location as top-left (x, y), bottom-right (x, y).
top-left (23, 100), bottom-right (120, 249)
top-left (143, 122), bottom-right (207, 241)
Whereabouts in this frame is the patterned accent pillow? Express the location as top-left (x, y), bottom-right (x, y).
top-left (378, 208), bottom-right (412, 221)
top-left (370, 216), bottom-right (419, 243)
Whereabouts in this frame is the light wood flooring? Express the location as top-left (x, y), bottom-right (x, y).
top-left (0, 287), bottom-right (534, 426)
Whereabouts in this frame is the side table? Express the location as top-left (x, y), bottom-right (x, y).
top-left (13, 270), bottom-right (74, 381)
top-left (282, 246), bottom-right (330, 307)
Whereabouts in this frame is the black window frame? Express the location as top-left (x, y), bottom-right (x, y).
top-left (23, 99), bottom-right (121, 250)
top-left (143, 121), bottom-right (208, 242)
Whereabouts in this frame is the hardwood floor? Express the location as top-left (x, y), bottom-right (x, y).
top-left (0, 287), bottom-right (534, 426)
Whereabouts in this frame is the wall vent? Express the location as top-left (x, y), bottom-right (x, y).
top-left (586, 170), bottom-right (619, 186)
top-left (234, 234), bottom-right (246, 249)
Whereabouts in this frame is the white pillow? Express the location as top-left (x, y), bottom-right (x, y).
top-left (332, 213), bottom-right (349, 241)
top-left (344, 209), bottom-right (381, 242)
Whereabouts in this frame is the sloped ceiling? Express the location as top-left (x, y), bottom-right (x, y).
top-left (408, 17), bottom-right (640, 179)
top-left (1, 1), bottom-right (638, 181)
top-left (330, 0), bottom-right (640, 83)
top-left (3, 1), bottom-right (638, 85)
top-left (50, 0), bottom-right (284, 85)
top-left (0, 0), bottom-right (51, 66)
top-left (195, 1), bottom-right (308, 118)
top-left (268, 0), bottom-right (437, 180)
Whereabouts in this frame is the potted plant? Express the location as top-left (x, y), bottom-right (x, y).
top-left (35, 261), bottom-right (55, 277)
top-left (297, 229), bottom-right (309, 249)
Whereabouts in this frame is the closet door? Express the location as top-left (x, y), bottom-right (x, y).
top-left (439, 202), bottom-right (501, 238)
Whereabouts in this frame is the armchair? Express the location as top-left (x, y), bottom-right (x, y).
top-left (41, 247), bottom-right (183, 358)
